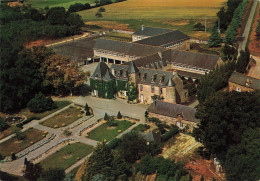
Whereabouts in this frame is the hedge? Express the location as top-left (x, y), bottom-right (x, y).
top-left (161, 128), bottom-right (179, 142)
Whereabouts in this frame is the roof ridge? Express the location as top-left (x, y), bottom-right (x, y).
top-left (233, 71), bottom-right (260, 80)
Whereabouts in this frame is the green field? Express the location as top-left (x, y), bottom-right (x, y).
top-left (87, 120), bottom-right (134, 141)
top-left (40, 106), bottom-right (82, 128)
top-left (25, 0), bottom-right (95, 9)
top-left (0, 128), bottom-right (44, 157)
top-left (40, 143), bottom-right (93, 170)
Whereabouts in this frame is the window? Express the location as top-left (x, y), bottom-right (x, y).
top-left (236, 87), bottom-right (241, 92)
top-left (159, 87), bottom-right (163, 94)
top-left (151, 86), bottom-right (155, 93)
top-left (140, 85), bottom-right (143, 91)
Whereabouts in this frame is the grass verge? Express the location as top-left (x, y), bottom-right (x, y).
top-left (87, 120), bottom-right (134, 141)
top-left (0, 128), bottom-right (45, 157)
top-left (40, 106), bottom-right (82, 128)
top-left (40, 143), bottom-right (93, 170)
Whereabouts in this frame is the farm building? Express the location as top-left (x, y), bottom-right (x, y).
top-left (90, 61), bottom-right (189, 104)
top-left (126, 50), bottom-right (223, 82)
top-left (228, 72), bottom-right (260, 92)
top-left (93, 39), bottom-right (164, 64)
top-left (147, 100), bottom-right (199, 129)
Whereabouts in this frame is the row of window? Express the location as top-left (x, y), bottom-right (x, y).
top-left (140, 85), bottom-right (163, 94)
top-left (97, 50), bottom-right (126, 58)
top-left (165, 41), bottom-right (183, 48)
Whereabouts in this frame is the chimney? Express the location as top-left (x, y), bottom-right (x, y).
top-left (141, 25), bottom-right (144, 31)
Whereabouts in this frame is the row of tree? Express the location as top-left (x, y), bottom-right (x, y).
top-left (256, 10), bottom-right (260, 39)
top-left (224, 0), bottom-right (249, 44)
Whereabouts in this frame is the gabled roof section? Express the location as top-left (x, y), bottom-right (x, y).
top-left (103, 69), bottom-right (115, 81)
top-left (229, 72), bottom-right (260, 90)
top-left (128, 61), bottom-right (139, 74)
top-left (135, 30), bottom-right (190, 47)
top-left (130, 49), bottom-right (220, 70)
top-left (91, 62), bottom-right (110, 79)
top-left (94, 39), bottom-right (164, 57)
top-left (141, 131), bottom-right (161, 144)
top-left (148, 101), bottom-right (199, 123)
top-left (133, 26), bottom-right (173, 37)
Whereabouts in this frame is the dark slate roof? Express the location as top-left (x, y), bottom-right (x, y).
top-left (135, 30), bottom-right (190, 47)
top-left (103, 69), bottom-right (115, 81)
top-left (141, 131), bottom-right (161, 144)
top-left (128, 61), bottom-right (139, 74)
top-left (229, 72), bottom-right (260, 90)
top-left (131, 49), bottom-right (220, 70)
top-left (91, 62), bottom-right (115, 80)
top-left (110, 64), bottom-right (176, 87)
top-left (133, 26), bottom-right (173, 37)
top-left (94, 39), bottom-right (164, 57)
top-left (148, 101), bottom-right (199, 123)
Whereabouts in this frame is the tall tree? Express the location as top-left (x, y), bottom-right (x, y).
top-left (208, 26), bottom-right (222, 47)
top-left (236, 48), bottom-right (250, 73)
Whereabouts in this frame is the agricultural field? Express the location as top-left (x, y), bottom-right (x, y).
top-left (24, 0), bottom-right (95, 9)
top-left (40, 143), bottom-right (93, 170)
top-left (79, 0), bottom-right (227, 38)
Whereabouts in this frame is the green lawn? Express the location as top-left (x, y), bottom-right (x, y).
top-left (87, 120), bottom-right (134, 141)
top-left (25, 0), bottom-right (95, 9)
top-left (0, 125), bottom-right (21, 140)
top-left (40, 106), bottom-right (82, 128)
top-left (40, 143), bottom-right (93, 170)
top-left (0, 128), bottom-right (45, 157)
top-left (20, 100), bottom-right (71, 120)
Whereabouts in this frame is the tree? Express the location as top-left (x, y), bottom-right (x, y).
top-left (27, 92), bottom-right (57, 113)
top-left (222, 44), bottom-right (236, 61)
top-left (223, 128), bottom-right (260, 181)
top-left (193, 91), bottom-right (260, 161)
top-left (98, 7), bottom-right (105, 12)
top-left (24, 162), bottom-right (43, 181)
top-left (0, 153), bottom-right (3, 161)
top-left (145, 111), bottom-right (148, 118)
top-left (95, 12), bottom-right (103, 18)
top-left (127, 82), bottom-right (138, 102)
top-left (85, 142), bottom-right (114, 180)
top-left (118, 132), bottom-right (147, 163)
top-left (11, 153), bottom-right (16, 161)
top-left (217, 7), bottom-right (228, 30)
top-left (42, 55), bottom-right (87, 95)
top-left (236, 48), bottom-right (250, 73)
top-left (208, 26), bottom-right (222, 47)
top-left (0, 117), bottom-right (8, 131)
top-left (104, 113), bottom-right (109, 121)
top-left (117, 111), bottom-right (122, 119)
top-left (38, 168), bottom-right (65, 181)
top-left (24, 157), bottom-right (28, 166)
top-left (85, 103), bottom-right (91, 116)
top-left (193, 22), bottom-right (205, 31)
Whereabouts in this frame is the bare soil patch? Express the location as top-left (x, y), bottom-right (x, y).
top-left (63, 154), bottom-right (73, 159)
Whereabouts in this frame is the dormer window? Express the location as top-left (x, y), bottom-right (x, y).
top-left (124, 71), bottom-right (128, 78)
top-left (119, 69), bottom-right (123, 77)
top-left (160, 75), bottom-right (165, 84)
top-left (151, 74), bottom-right (157, 83)
top-left (151, 86), bottom-right (155, 93)
top-left (142, 73), bottom-right (147, 81)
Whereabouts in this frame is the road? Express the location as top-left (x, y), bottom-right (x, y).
top-left (238, 0), bottom-right (258, 57)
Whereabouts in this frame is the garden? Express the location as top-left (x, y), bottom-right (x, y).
top-left (40, 143), bottom-right (93, 170)
top-left (0, 128), bottom-right (45, 157)
top-left (86, 116), bottom-right (135, 142)
top-left (40, 106), bottom-right (83, 128)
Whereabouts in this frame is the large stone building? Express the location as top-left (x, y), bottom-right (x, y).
top-left (228, 72), bottom-right (260, 92)
top-left (90, 61), bottom-right (188, 104)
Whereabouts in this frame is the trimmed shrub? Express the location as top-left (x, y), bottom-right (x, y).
top-left (117, 111), bottom-right (122, 119)
top-left (104, 113), bottom-right (109, 121)
top-left (11, 153), bottom-right (16, 160)
top-left (161, 128), bottom-right (179, 142)
top-left (27, 92), bottom-right (57, 113)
